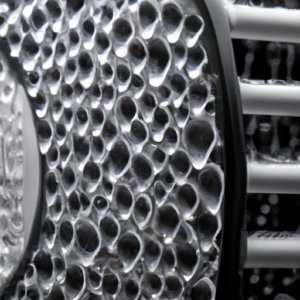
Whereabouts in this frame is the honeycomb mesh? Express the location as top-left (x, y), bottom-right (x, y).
top-left (0, 0), bottom-right (224, 299)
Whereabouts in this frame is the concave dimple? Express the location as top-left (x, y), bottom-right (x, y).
top-left (78, 51), bottom-right (93, 73)
top-left (144, 240), bottom-right (160, 264)
top-left (148, 39), bottom-right (170, 86)
top-left (186, 43), bottom-right (205, 78)
top-left (125, 280), bottom-right (139, 300)
top-left (60, 221), bottom-right (73, 248)
top-left (66, 265), bottom-right (85, 299)
top-left (184, 120), bottom-right (215, 170)
top-left (177, 184), bottom-right (197, 214)
top-left (68, 191), bottom-right (80, 217)
top-left (94, 196), bottom-right (108, 211)
top-left (130, 120), bottom-right (147, 144)
top-left (103, 270), bottom-right (119, 296)
top-left (32, 9), bottom-right (47, 30)
top-left (120, 96), bottom-right (136, 122)
top-left (108, 139), bottom-right (130, 176)
top-left (198, 167), bottom-right (222, 199)
top-left (166, 276), bottom-right (183, 299)
top-left (133, 196), bottom-right (151, 225)
top-left (33, 251), bottom-right (53, 280)
top-left (129, 38), bottom-right (146, 67)
top-left (171, 73), bottom-right (186, 95)
top-left (132, 155), bottom-right (153, 183)
top-left (157, 205), bottom-right (179, 236)
top-left (115, 185), bottom-right (133, 215)
top-left (96, 32), bottom-right (110, 52)
top-left (162, 3), bottom-right (183, 33)
top-left (143, 273), bottom-right (163, 297)
top-left (185, 15), bottom-right (203, 34)
top-left (46, 172), bottom-right (58, 195)
top-left (62, 166), bottom-right (76, 189)
top-left (100, 216), bottom-right (119, 243)
top-left (102, 120), bottom-right (117, 143)
top-left (113, 19), bottom-right (132, 42)
top-left (46, 1), bottom-right (62, 21)
top-left (171, 151), bottom-right (190, 175)
top-left (37, 120), bottom-right (52, 141)
top-left (189, 81), bottom-right (208, 109)
top-left (117, 65), bottom-right (130, 82)
top-left (117, 233), bottom-right (141, 270)
top-left (75, 220), bottom-right (99, 252)
top-left (83, 18), bottom-right (94, 36)
top-left (83, 162), bottom-right (101, 183)
top-left (153, 148), bottom-right (166, 165)
top-left (176, 243), bottom-right (197, 276)
top-left (73, 135), bottom-right (90, 162)
top-left (191, 278), bottom-right (215, 300)
top-left (139, 1), bottom-right (158, 26)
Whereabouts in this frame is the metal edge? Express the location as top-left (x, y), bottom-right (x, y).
top-left (196, 1), bottom-right (247, 299)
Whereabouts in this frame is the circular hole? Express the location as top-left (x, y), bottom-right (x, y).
top-left (178, 184), bottom-right (197, 212)
top-left (197, 212), bottom-right (218, 235)
top-left (66, 265), bottom-right (84, 298)
top-left (37, 120), bottom-right (52, 140)
top-left (46, 1), bottom-right (62, 20)
top-left (102, 7), bottom-right (113, 24)
top-left (141, 92), bottom-right (156, 109)
top-left (199, 168), bottom-right (222, 198)
top-left (43, 46), bottom-right (53, 57)
top-left (158, 86), bottom-right (171, 99)
top-left (46, 172), bottom-right (57, 194)
top-left (189, 82), bottom-right (208, 107)
top-left (187, 43), bottom-right (205, 68)
top-left (67, 60), bottom-right (76, 72)
top-left (132, 155), bottom-right (152, 181)
top-left (185, 15), bottom-right (203, 33)
top-left (120, 97), bottom-right (136, 122)
top-left (145, 240), bottom-right (160, 263)
top-left (146, 274), bottom-right (162, 293)
top-left (8, 32), bottom-right (20, 44)
top-left (108, 140), bottom-right (130, 175)
top-left (117, 65), bottom-right (130, 82)
top-left (166, 276), bottom-right (182, 297)
top-left (67, 0), bottom-right (84, 12)
top-left (172, 151), bottom-right (190, 174)
top-left (100, 217), bottom-right (119, 242)
top-left (102, 120), bottom-right (117, 142)
top-left (83, 19), bottom-right (94, 36)
top-left (154, 182), bottom-right (166, 200)
top-left (153, 148), bottom-right (166, 165)
top-left (92, 84), bottom-right (101, 98)
top-left (51, 69), bottom-right (60, 82)
top-left (158, 205), bottom-right (179, 232)
top-left (191, 281), bottom-right (213, 300)
top-left (162, 249), bottom-right (175, 270)
top-left (118, 233), bottom-right (141, 262)
top-left (83, 162), bottom-right (100, 182)
top-left (68, 192), bottom-right (80, 216)
top-left (164, 172), bottom-right (174, 185)
top-left (177, 244), bottom-right (197, 274)
top-left (134, 197), bottom-right (150, 223)
top-left (73, 136), bottom-right (90, 161)
top-left (32, 10), bottom-right (46, 29)
top-left (78, 52), bottom-right (93, 72)
top-left (76, 107), bottom-right (88, 124)
top-left (103, 63), bottom-right (113, 79)
top-left (103, 272), bottom-right (119, 295)
top-left (56, 42), bottom-right (66, 57)
top-left (165, 127), bottom-right (178, 144)
top-left (27, 287), bottom-right (40, 300)
top-left (23, 35), bottom-right (39, 56)
top-left (60, 221), bottom-right (73, 248)
top-left (34, 251), bottom-right (53, 280)
top-left (154, 107), bottom-right (168, 126)
top-left (113, 19), bottom-right (132, 42)
top-left (93, 136), bottom-right (104, 154)
top-left (115, 186), bottom-right (133, 214)
top-left (130, 120), bottom-right (147, 144)
top-left (125, 280), bottom-right (139, 299)
top-left (132, 74), bottom-right (144, 88)
top-left (148, 39), bottom-right (169, 74)
top-left (129, 38), bottom-right (146, 64)
top-left (89, 270), bottom-right (101, 288)
top-left (96, 32), bottom-right (110, 52)
top-left (76, 221), bottom-right (99, 252)
top-left (163, 4), bottom-right (182, 32)
top-left (49, 147), bottom-right (58, 162)
top-left (56, 123), bottom-right (66, 139)
top-left (103, 85), bottom-right (114, 100)
top-left (80, 194), bottom-right (90, 210)
top-left (139, 2), bottom-right (157, 26)
top-left (91, 109), bottom-right (104, 126)
top-left (62, 167), bottom-right (75, 186)
top-left (74, 83), bottom-right (83, 96)
top-left (94, 196), bottom-right (108, 211)
top-left (171, 74), bottom-right (186, 95)
top-left (69, 30), bottom-right (79, 44)
top-left (42, 218), bottom-right (55, 240)
top-left (28, 71), bottom-right (39, 85)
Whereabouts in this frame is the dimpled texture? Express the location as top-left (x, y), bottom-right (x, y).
top-left (1, 0), bottom-right (223, 299)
